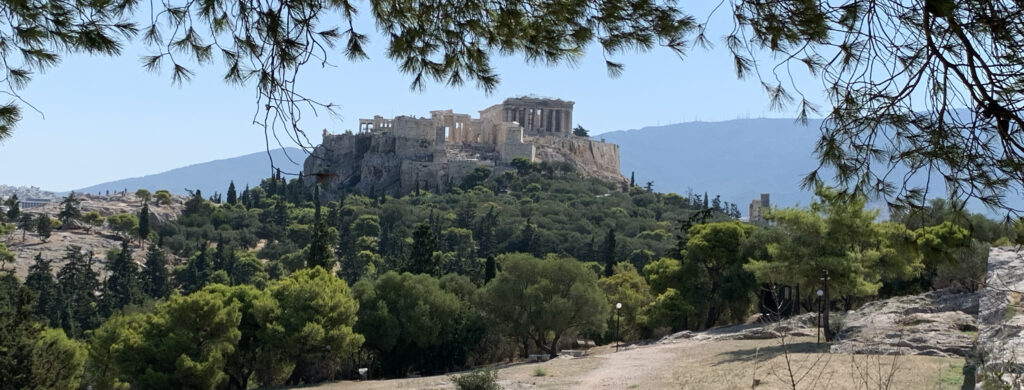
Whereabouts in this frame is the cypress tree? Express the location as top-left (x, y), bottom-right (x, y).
top-left (142, 243), bottom-right (170, 299)
top-left (603, 228), bottom-right (616, 277)
top-left (100, 240), bottom-right (142, 317)
top-left (226, 181), bottom-right (237, 205)
top-left (307, 185), bottom-right (335, 270)
top-left (629, 171), bottom-right (635, 187)
top-left (138, 202), bottom-right (151, 244)
top-left (409, 223), bottom-right (437, 275)
top-left (240, 184), bottom-right (251, 208)
top-left (24, 253), bottom-right (60, 327)
top-left (484, 255), bottom-right (496, 284)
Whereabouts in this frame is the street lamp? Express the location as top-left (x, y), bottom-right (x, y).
top-left (615, 302), bottom-right (622, 352)
top-left (815, 289), bottom-right (824, 343)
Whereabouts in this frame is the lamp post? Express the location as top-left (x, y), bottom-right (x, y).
top-left (615, 302), bottom-right (622, 352)
top-left (820, 269), bottom-right (831, 342)
top-left (815, 289), bottom-right (824, 344)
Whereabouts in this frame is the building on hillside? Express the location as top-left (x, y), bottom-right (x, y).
top-left (21, 198), bottom-right (52, 209)
top-left (749, 193), bottom-right (770, 225)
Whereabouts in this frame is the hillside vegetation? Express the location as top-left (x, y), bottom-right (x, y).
top-left (0, 161), bottom-right (1014, 389)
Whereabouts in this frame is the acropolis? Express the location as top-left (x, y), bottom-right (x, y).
top-left (303, 97), bottom-right (624, 197)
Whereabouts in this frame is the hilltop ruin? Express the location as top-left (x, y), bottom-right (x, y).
top-left (302, 97), bottom-right (625, 197)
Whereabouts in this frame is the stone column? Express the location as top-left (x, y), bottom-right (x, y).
top-left (554, 109), bottom-right (562, 133)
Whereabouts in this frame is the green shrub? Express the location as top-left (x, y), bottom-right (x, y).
top-left (450, 368), bottom-right (500, 390)
top-left (533, 367), bottom-right (547, 377)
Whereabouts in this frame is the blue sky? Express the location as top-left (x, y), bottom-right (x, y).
top-left (0, 2), bottom-right (825, 191)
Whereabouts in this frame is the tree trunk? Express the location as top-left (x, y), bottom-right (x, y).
top-left (547, 332), bottom-right (563, 359)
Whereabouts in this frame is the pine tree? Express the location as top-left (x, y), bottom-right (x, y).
top-left (24, 253), bottom-right (60, 328)
top-left (35, 215), bottom-right (52, 242)
top-left (0, 272), bottom-right (42, 390)
top-left (226, 181), bottom-right (237, 205)
top-left (629, 172), bottom-right (635, 187)
top-left (57, 192), bottom-right (82, 228)
top-left (100, 240), bottom-right (142, 317)
top-left (56, 246), bottom-right (100, 338)
top-left (17, 214), bottom-right (33, 241)
top-left (138, 202), bottom-right (151, 244)
top-left (3, 194), bottom-right (19, 221)
top-left (703, 192), bottom-right (709, 209)
top-left (142, 243), bottom-right (171, 299)
top-left (603, 228), bottom-right (617, 277)
top-left (176, 245), bottom-right (213, 294)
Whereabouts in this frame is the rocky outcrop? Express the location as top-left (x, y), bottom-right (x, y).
top-left (531, 136), bottom-right (625, 186)
top-left (976, 247), bottom-right (1024, 386)
top-left (829, 288), bottom-right (978, 357)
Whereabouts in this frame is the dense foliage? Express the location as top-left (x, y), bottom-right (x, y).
top-left (0, 164), bottom-right (1013, 387)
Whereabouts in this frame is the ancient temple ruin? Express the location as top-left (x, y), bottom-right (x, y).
top-left (303, 97), bottom-right (624, 197)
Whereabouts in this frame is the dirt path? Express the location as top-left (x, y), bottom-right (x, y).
top-left (310, 336), bottom-right (965, 390)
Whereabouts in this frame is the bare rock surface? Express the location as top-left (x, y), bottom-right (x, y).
top-left (976, 247), bottom-right (1024, 383)
top-left (3, 193), bottom-right (185, 279)
top-left (830, 288), bottom-right (978, 357)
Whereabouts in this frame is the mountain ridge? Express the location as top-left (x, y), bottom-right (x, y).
top-left (70, 148), bottom-right (304, 196)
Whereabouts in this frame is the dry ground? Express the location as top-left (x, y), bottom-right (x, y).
top-left (307, 336), bottom-right (966, 390)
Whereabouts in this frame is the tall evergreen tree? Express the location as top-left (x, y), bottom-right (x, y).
top-left (0, 272), bottom-right (42, 390)
top-left (3, 194), bottom-right (19, 221)
top-left (629, 172), bottom-right (635, 187)
top-left (57, 192), bottom-right (82, 228)
top-left (138, 202), bottom-right (151, 244)
top-left (56, 246), bottom-right (100, 338)
top-left (142, 243), bottom-right (171, 299)
top-left (17, 214), bottom-right (34, 241)
top-left (603, 228), bottom-right (617, 277)
top-left (240, 184), bottom-right (251, 208)
top-left (24, 253), bottom-right (60, 328)
top-left (100, 240), bottom-right (143, 317)
top-left (35, 215), bottom-right (52, 242)
top-left (484, 255), bottom-right (496, 284)
top-left (226, 181), bottom-right (237, 205)
top-left (176, 245), bottom-right (213, 294)
top-left (307, 188), bottom-right (335, 270)
top-left (409, 223), bottom-right (438, 275)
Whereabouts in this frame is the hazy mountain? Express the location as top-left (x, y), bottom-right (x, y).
top-left (602, 118), bottom-right (1018, 217)
top-left (73, 148), bottom-right (304, 196)
top-left (601, 118), bottom-right (825, 214)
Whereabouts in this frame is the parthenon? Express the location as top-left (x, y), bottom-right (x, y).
top-left (479, 97), bottom-right (574, 136)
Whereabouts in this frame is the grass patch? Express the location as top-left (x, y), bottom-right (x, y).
top-left (533, 367), bottom-right (548, 377)
top-left (1007, 292), bottom-right (1021, 322)
top-left (934, 362), bottom-right (965, 389)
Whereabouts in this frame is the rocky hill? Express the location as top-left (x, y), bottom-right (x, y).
top-left (2, 193), bottom-right (186, 279)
